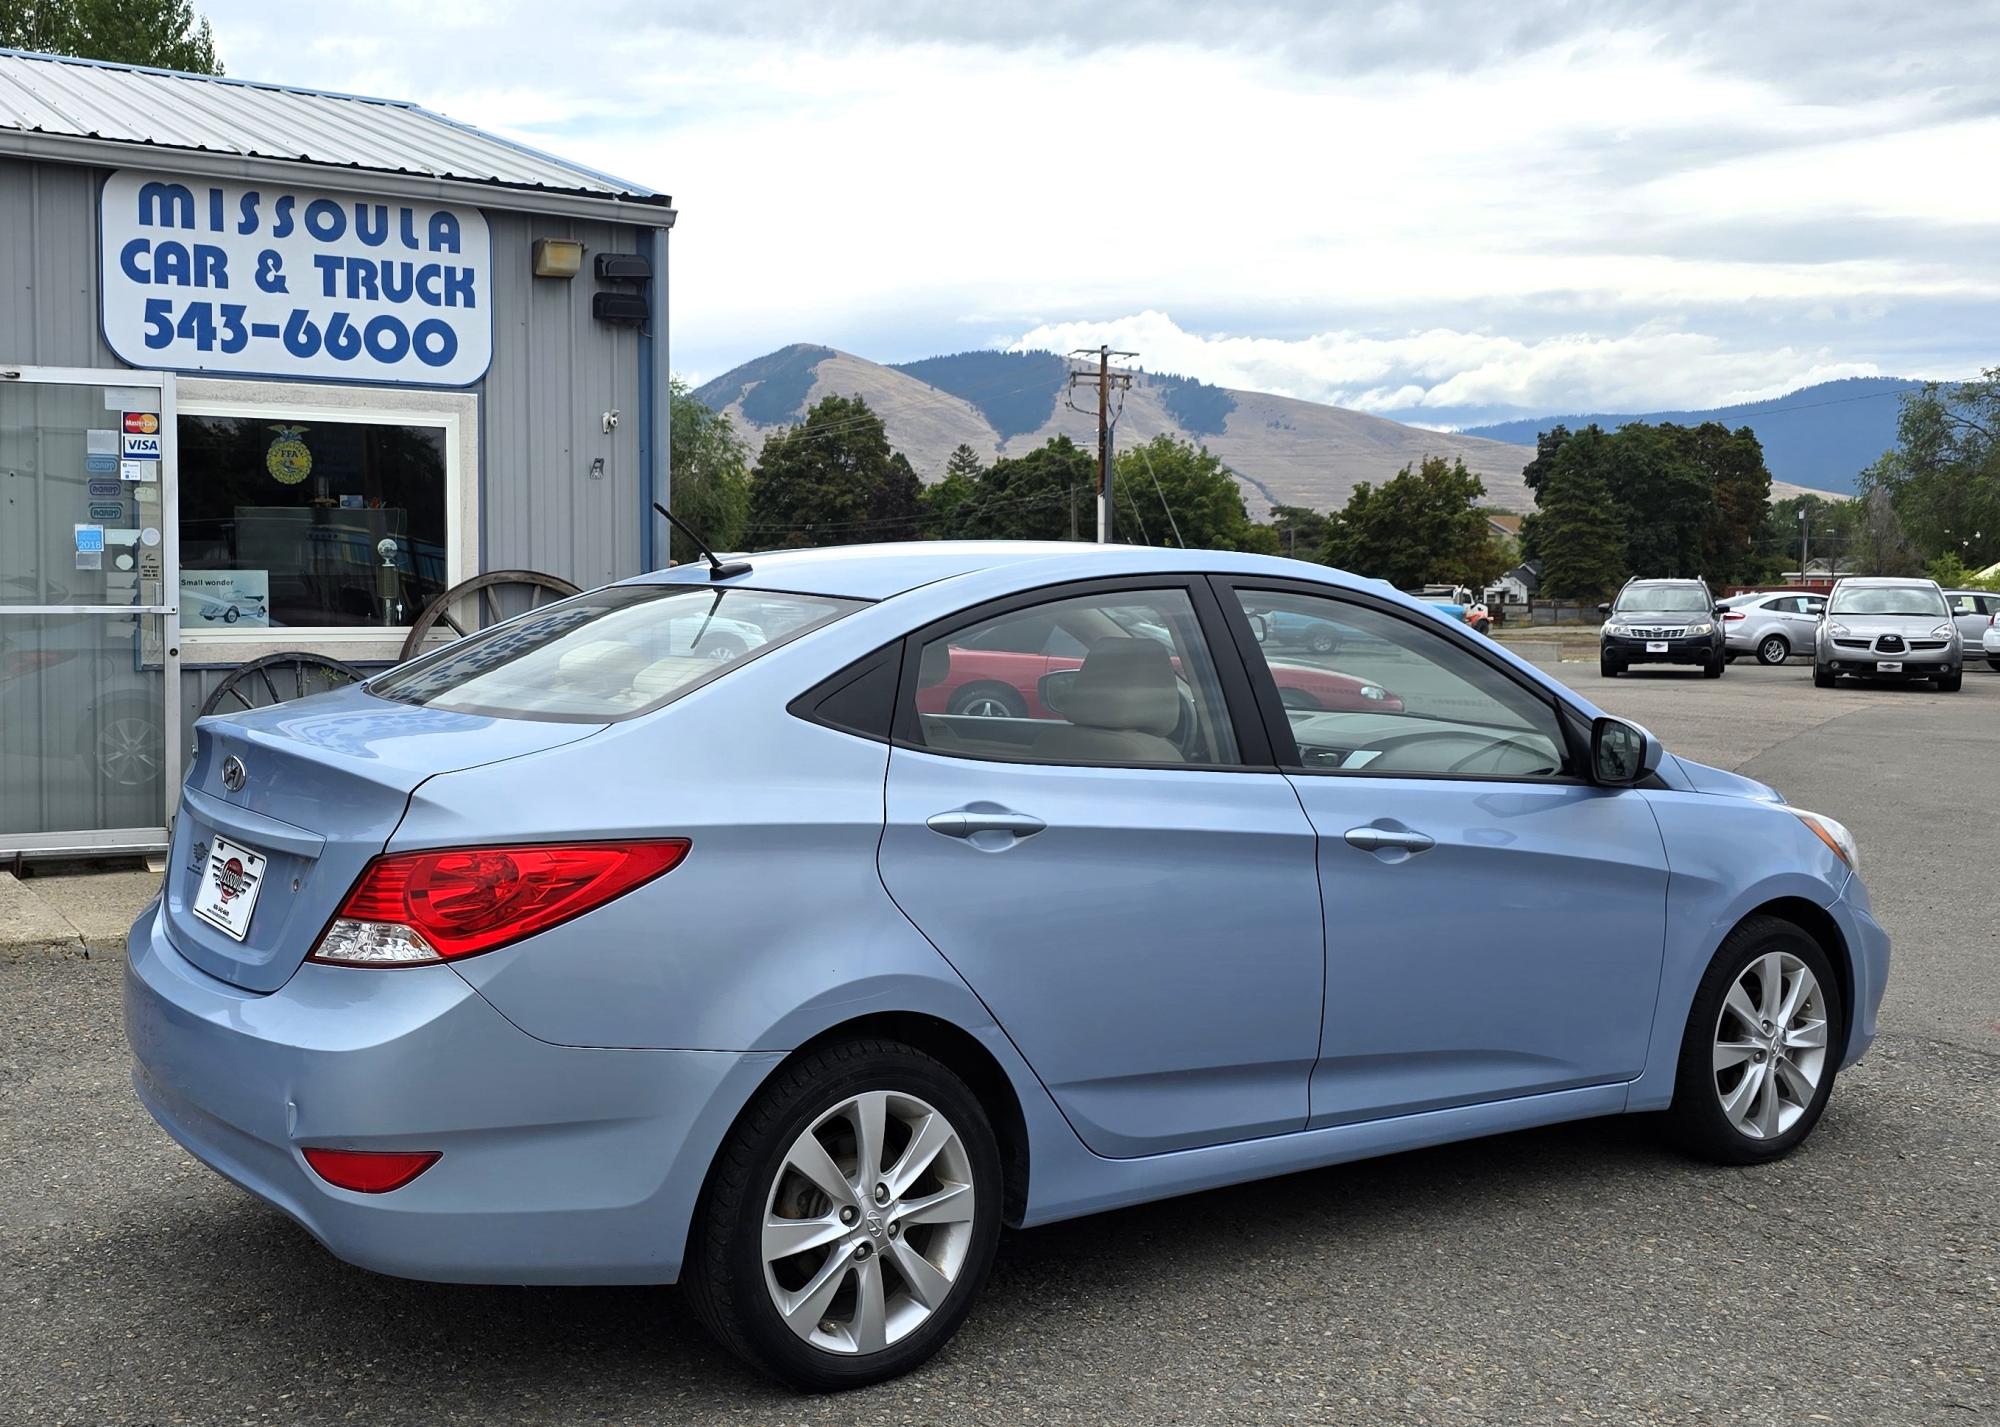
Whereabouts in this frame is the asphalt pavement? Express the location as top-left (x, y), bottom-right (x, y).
top-left (0, 660), bottom-right (1993, 1425)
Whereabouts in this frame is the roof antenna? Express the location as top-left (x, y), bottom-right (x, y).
top-left (652, 502), bottom-right (751, 580)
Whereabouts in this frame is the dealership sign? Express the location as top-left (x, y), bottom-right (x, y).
top-left (99, 169), bottom-right (492, 386)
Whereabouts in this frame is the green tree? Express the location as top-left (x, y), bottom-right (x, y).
top-left (667, 379), bottom-right (749, 564)
top-left (3, 0), bottom-right (224, 72)
top-left (936, 435), bottom-right (1095, 541)
top-left (1860, 369), bottom-right (2000, 567)
top-left (1322, 455), bottom-right (1506, 589)
top-left (1112, 434), bottom-right (1256, 550)
top-left (1261, 504), bottom-right (1332, 563)
top-left (1849, 487), bottom-right (1922, 576)
top-left (1533, 431), bottom-right (1627, 599)
top-left (746, 395), bottom-right (913, 548)
top-left (1756, 493), bottom-right (1857, 582)
top-left (944, 443), bottom-right (986, 481)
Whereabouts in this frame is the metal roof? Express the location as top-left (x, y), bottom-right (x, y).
top-left (0, 48), bottom-right (670, 219)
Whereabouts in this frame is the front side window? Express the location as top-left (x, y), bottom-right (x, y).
top-left (179, 413), bottom-right (447, 629)
top-left (1828, 584), bottom-right (1948, 618)
top-left (1614, 585), bottom-right (1709, 613)
top-left (1234, 589), bottom-right (1567, 778)
top-left (908, 588), bottom-right (1238, 766)
top-left (371, 585), bottom-right (860, 721)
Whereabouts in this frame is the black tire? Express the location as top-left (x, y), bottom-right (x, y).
top-left (1988, 658), bottom-right (2000, 672)
top-left (1666, 915), bottom-right (1844, 1166)
top-left (1814, 663), bottom-right (1836, 689)
top-left (1599, 653), bottom-right (1620, 678)
top-left (1937, 669), bottom-right (1963, 692)
top-left (1306, 626), bottom-right (1338, 655)
top-left (696, 633), bottom-right (748, 663)
top-left (1702, 654), bottom-right (1724, 679)
top-left (684, 1039), bottom-right (1003, 1390)
top-left (947, 683), bottom-right (1026, 719)
top-left (1278, 686), bottom-right (1323, 711)
top-left (1756, 634), bottom-right (1788, 666)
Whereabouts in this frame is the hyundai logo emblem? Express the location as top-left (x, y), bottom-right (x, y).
top-left (221, 755), bottom-right (247, 792)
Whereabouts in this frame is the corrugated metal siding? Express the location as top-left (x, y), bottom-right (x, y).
top-left (0, 49), bottom-right (660, 204)
top-left (0, 156), bottom-right (117, 367)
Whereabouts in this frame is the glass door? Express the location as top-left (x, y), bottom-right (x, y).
top-left (0, 367), bottom-right (179, 856)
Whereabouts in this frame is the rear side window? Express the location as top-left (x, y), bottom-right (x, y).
top-left (370, 585), bottom-right (862, 721)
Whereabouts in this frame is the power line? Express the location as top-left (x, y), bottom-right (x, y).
top-left (1135, 441), bottom-right (1184, 547)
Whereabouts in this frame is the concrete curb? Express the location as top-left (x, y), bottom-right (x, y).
top-left (0, 869), bottom-right (158, 960)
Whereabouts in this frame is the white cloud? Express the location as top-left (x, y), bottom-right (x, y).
top-left (1008, 310), bottom-right (1884, 414)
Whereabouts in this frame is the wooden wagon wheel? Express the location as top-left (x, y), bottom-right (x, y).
top-left (198, 652), bottom-right (367, 719)
top-left (397, 569), bottom-right (581, 662)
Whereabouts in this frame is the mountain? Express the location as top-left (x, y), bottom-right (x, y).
top-left (695, 346), bottom-right (1542, 514)
top-left (1461, 377), bottom-right (1924, 495)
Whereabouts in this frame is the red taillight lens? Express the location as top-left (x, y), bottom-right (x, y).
top-left (1723, 610), bottom-right (1746, 621)
top-left (311, 840), bottom-right (689, 966)
top-left (302, 1147), bottom-right (441, 1193)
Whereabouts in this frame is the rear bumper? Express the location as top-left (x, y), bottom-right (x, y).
top-left (124, 903), bottom-right (779, 1285)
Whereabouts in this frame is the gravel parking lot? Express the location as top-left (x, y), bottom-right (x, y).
top-left (2, 661), bottom-right (1993, 1426)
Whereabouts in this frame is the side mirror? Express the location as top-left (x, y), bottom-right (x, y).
top-left (1713, 604), bottom-right (1728, 618)
top-left (1590, 716), bottom-right (1662, 786)
top-left (1037, 669), bottom-right (1077, 718)
top-left (1596, 602), bottom-right (1612, 616)
top-left (1245, 613), bottom-right (1269, 645)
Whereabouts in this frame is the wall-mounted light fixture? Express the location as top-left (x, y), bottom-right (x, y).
top-left (532, 238), bottom-right (584, 278)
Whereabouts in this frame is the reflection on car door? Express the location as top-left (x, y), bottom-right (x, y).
top-left (1218, 581), bottom-right (1671, 1127)
top-left (876, 581), bottom-right (1325, 1158)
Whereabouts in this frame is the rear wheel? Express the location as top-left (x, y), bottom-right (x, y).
top-left (696, 633), bottom-right (748, 663)
top-left (685, 1039), bottom-right (1002, 1390)
top-left (1756, 634), bottom-right (1789, 666)
top-left (1667, 916), bottom-right (1842, 1166)
top-left (1306, 626), bottom-right (1338, 655)
top-left (947, 683), bottom-right (1025, 720)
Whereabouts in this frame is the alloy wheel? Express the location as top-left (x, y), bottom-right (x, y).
top-left (1712, 951), bottom-right (1829, 1140)
top-left (96, 716), bottom-right (162, 787)
top-left (762, 1090), bottom-right (977, 1356)
top-left (1759, 636), bottom-right (1787, 665)
top-left (958, 695), bottom-right (1013, 719)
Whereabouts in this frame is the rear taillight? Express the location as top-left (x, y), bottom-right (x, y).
top-left (310, 840), bottom-right (689, 966)
top-left (302, 1147), bottom-right (440, 1193)
top-left (1723, 611), bottom-right (1746, 621)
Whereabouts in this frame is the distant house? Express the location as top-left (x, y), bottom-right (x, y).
top-left (1780, 558), bottom-right (1853, 590)
top-left (1485, 513), bottom-right (1525, 540)
top-left (1490, 560), bottom-right (1542, 605)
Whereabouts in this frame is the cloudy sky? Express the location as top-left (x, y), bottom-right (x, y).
top-left (198, 0), bottom-right (1998, 427)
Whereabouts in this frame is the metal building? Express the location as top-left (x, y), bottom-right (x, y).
top-left (0, 47), bottom-right (674, 859)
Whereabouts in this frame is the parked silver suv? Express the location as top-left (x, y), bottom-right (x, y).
top-left (1814, 577), bottom-right (1962, 691)
top-left (1723, 591), bottom-right (1826, 665)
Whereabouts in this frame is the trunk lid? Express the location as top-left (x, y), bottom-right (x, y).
top-left (164, 682), bottom-right (604, 992)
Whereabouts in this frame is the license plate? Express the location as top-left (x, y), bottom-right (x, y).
top-left (1876, 660), bottom-right (1903, 673)
top-left (191, 835), bottom-right (268, 941)
top-left (1646, 641), bottom-right (1668, 653)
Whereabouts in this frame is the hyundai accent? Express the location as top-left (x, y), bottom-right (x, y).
top-left (126, 542), bottom-right (1888, 1390)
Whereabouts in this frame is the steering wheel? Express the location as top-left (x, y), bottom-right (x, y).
top-left (1349, 728), bottom-right (1556, 776)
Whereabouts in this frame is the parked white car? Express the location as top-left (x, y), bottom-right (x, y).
top-left (1984, 622), bottom-right (2000, 672)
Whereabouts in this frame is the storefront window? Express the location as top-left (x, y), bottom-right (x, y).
top-left (178, 414), bottom-right (448, 628)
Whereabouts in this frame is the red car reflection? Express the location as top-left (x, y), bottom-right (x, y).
top-left (916, 647), bottom-right (1404, 719)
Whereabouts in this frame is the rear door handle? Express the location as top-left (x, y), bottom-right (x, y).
top-left (927, 810), bottom-right (1047, 839)
top-left (1344, 827), bottom-right (1435, 854)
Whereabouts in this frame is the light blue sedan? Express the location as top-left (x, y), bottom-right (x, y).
top-left (126, 541), bottom-right (1888, 1390)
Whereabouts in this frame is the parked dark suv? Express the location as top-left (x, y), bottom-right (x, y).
top-left (1599, 578), bottom-right (1727, 678)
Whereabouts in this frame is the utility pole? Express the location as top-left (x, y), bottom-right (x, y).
top-left (1799, 506), bottom-right (1809, 584)
top-left (1068, 345), bottom-right (1135, 542)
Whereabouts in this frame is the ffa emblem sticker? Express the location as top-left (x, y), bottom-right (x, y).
top-left (266, 425), bottom-right (313, 485)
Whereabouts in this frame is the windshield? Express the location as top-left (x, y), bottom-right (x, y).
top-left (1614, 586), bottom-right (1709, 613)
top-left (369, 585), bottom-right (862, 721)
top-left (1828, 585), bottom-right (1947, 618)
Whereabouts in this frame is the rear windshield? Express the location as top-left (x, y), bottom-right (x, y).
top-left (1614, 585), bottom-right (1709, 613)
top-left (369, 585), bottom-right (863, 721)
top-left (1828, 585), bottom-right (1947, 618)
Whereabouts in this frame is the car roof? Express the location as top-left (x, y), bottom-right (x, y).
top-left (1625, 577), bottom-right (1706, 586)
top-left (624, 541), bottom-right (1393, 602)
top-left (1832, 576), bottom-right (1939, 587)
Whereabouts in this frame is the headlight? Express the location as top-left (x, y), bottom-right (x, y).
top-left (1685, 621), bottom-right (1714, 636)
top-left (1603, 622), bottom-right (1628, 636)
top-left (1930, 623), bottom-right (1956, 640)
top-left (1826, 621), bottom-right (1851, 637)
top-left (1786, 806), bottom-right (1857, 871)
top-left (1359, 683), bottom-right (1388, 701)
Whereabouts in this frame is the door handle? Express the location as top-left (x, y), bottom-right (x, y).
top-left (1344, 827), bottom-right (1435, 854)
top-left (927, 810), bottom-right (1047, 839)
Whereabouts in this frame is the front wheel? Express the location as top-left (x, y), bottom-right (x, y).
top-left (1814, 663), bottom-right (1836, 689)
top-left (1988, 658), bottom-right (2000, 672)
top-left (1306, 626), bottom-right (1338, 655)
top-left (684, 1039), bottom-right (1003, 1390)
top-left (1600, 653), bottom-right (1620, 678)
top-left (1667, 915), bottom-right (1842, 1166)
top-left (1702, 654), bottom-right (1724, 679)
top-left (1937, 669), bottom-right (1963, 692)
